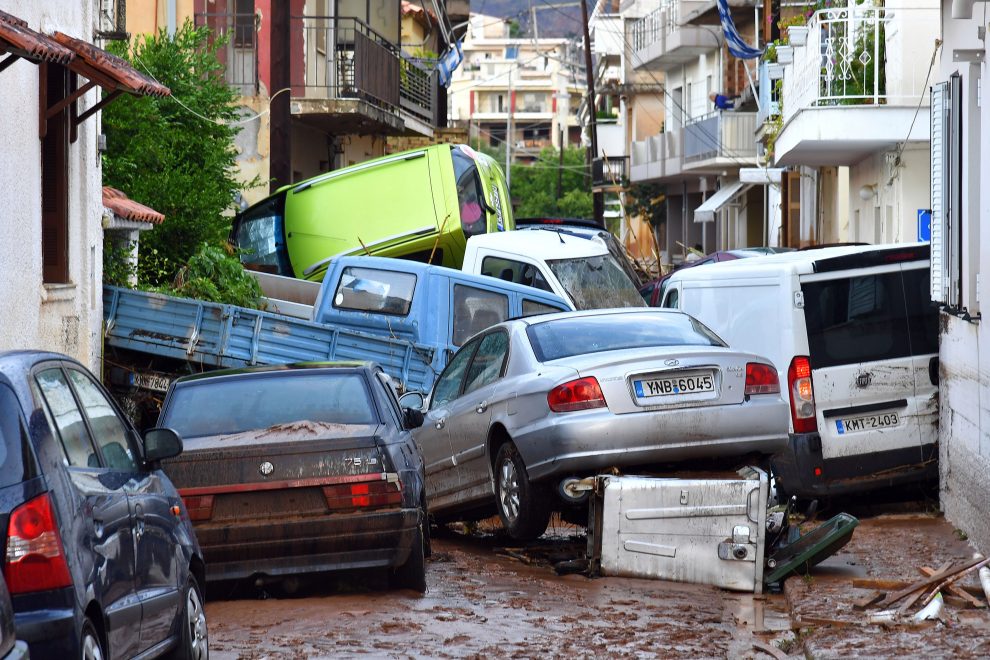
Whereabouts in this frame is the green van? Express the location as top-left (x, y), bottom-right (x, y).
top-left (231, 144), bottom-right (513, 281)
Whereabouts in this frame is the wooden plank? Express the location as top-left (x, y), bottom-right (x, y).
top-left (920, 567), bottom-right (985, 608)
top-left (873, 556), bottom-right (987, 608)
top-left (897, 562), bottom-right (955, 615)
top-left (752, 641), bottom-right (790, 660)
top-left (853, 578), bottom-right (985, 598)
top-left (852, 591), bottom-right (885, 611)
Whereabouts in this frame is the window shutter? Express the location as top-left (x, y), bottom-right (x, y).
top-left (929, 81), bottom-right (949, 303)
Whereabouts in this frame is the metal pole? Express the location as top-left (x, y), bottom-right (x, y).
top-left (557, 126), bottom-right (564, 205)
top-left (505, 68), bottom-right (513, 189)
top-left (270, 1), bottom-right (291, 193)
top-left (167, 0), bottom-right (176, 36)
top-left (580, 0), bottom-right (603, 226)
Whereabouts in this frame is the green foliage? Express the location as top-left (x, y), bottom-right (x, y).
top-left (171, 244), bottom-right (263, 308)
top-left (626, 183), bottom-right (665, 227)
top-left (102, 21), bottom-right (250, 289)
top-left (507, 18), bottom-right (522, 38)
top-left (103, 239), bottom-right (137, 286)
top-left (509, 147), bottom-right (592, 218)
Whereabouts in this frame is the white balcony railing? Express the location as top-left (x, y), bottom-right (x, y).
top-left (631, 0), bottom-right (678, 51)
top-left (683, 111), bottom-right (758, 163)
top-left (782, 5), bottom-right (938, 124)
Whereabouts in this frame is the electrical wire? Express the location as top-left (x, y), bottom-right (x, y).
top-left (886, 38), bottom-right (942, 187)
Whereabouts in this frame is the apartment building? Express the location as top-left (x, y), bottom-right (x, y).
top-left (627, 0), bottom-right (763, 265)
top-left (128, 0), bottom-right (461, 205)
top-left (447, 13), bottom-right (584, 162)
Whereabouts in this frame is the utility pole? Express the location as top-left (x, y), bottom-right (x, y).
top-left (505, 68), bottom-right (513, 189)
top-left (270, 1), bottom-right (291, 193)
top-left (557, 125), bottom-right (564, 205)
top-left (580, 0), bottom-right (603, 226)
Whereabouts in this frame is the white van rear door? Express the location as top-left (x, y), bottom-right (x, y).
top-left (799, 263), bottom-right (938, 462)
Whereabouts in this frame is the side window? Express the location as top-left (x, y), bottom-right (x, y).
top-left (662, 285), bottom-right (679, 309)
top-left (521, 299), bottom-right (564, 317)
top-left (36, 368), bottom-right (97, 468)
top-left (481, 256), bottom-right (553, 292)
top-left (333, 267), bottom-right (416, 316)
top-left (0, 384), bottom-right (37, 489)
top-left (452, 284), bottom-right (509, 346)
top-left (375, 371), bottom-right (403, 427)
top-left (431, 339), bottom-right (479, 408)
top-left (463, 332), bottom-right (510, 395)
top-left (67, 370), bottom-right (138, 471)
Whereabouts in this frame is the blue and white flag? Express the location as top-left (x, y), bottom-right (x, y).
top-left (437, 40), bottom-right (463, 88)
top-left (717, 0), bottom-right (763, 59)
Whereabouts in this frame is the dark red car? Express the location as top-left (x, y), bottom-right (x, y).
top-left (640, 248), bottom-right (794, 306)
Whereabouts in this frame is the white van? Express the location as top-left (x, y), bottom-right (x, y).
top-left (661, 243), bottom-right (939, 498)
top-left (462, 229), bottom-right (645, 310)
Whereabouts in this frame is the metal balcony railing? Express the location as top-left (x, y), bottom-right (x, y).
top-left (631, 0), bottom-right (677, 51)
top-left (194, 12), bottom-right (259, 95)
top-left (756, 60), bottom-right (780, 127)
top-left (592, 156), bottom-right (629, 187)
top-left (782, 6), bottom-right (938, 124)
top-left (683, 111), bottom-right (758, 163)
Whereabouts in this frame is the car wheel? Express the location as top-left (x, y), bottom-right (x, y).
top-left (390, 519), bottom-right (427, 593)
top-left (80, 618), bottom-right (104, 660)
top-left (494, 442), bottom-right (551, 542)
top-left (167, 574), bottom-right (208, 660)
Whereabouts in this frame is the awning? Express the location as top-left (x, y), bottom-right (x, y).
top-left (694, 180), bottom-right (753, 223)
top-left (52, 32), bottom-right (170, 98)
top-left (103, 187), bottom-right (165, 226)
top-left (0, 10), bottom-right (74, 72)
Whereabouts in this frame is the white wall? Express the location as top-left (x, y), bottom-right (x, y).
top-left (934, 0), bottom-right (989, 554)
top-left (845, 145), bottom-right (931, 244)
top-left (0, 0), bottom-right (104, 370)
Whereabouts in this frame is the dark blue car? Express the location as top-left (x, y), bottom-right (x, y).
top-left (0, 351), bottom-right (207, 658)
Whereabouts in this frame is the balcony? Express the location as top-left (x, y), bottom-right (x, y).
top-left (592, 156), bottom-right (629, 189)
top-left (291, 16), bottom-right (436, 135)
top-left (631, 0), bottom-right (721, 70)
top-left (630, 130), bottom-right (682, 183)
top-left (682, 111), bottom-right (758, 171)
top-left (773, 5), bottom-right (937, 166)
top-left (194, 12), bottom-right (259, 95)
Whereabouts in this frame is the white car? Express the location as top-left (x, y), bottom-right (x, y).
top-left (410, 309), bottom-right (790, 540)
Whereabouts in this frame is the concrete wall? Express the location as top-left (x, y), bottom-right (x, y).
top-left (0, 1), bottom-right (105, 371)
top-left (846, 144), bottom-right (930, 244)
top-left (935, 0), bottom-right (989, 553)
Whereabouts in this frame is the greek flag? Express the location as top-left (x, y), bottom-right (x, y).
top-left (437, 40), bottom-right (463, 88)
top-left (717, 0), bottom-right (763, 59)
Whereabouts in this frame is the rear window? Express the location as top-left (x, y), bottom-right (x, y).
top-left (232, 193), bottom-right (291, 276)
top-left (802, 267), bottom-right (938, 369)
top-left (0, 384), bottom-right (36, 488)
top-left (526, 312), bottom-right (724, 362)
top-left (161, 372), bottom-right (379, 438)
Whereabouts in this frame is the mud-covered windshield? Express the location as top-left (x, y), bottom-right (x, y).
top-left (547, 254), bottom-right (646, 310)
top-left (232, 192), bottom-right (292, 276)
top-left (451, 147), bottom-right (488, 238)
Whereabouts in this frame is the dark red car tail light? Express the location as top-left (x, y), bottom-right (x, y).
top-left (182, 495), bottom-right (215, 521)
top-left (4, 492), bottom-right (72, 594)
top-left (744, 363), bottom-right (780, 395)
top-left (547, 377), bottom-right (606, 413)
top-left (322, 474), bottom-right (403, 511)
top-left (787, 356), bottom-right (818, 433)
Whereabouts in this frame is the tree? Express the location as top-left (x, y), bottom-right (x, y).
top-left (102, 21), bottom-right (249, 287)
top-left (509, 147), bottom-right (592, 218)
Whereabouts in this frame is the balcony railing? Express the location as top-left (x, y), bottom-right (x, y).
top-left (592, 156), bottom-right (629, 187)
top-left (756, 60), bottom-right (780, 127)
top-left (631, 0), bottom-right (677, 51)
top-left (783, 6), bottom-right (937, 124)
top-left (400, 56), bottom-right (438, 125)
top-left (194, 12), bottom-right (259, 95)
top-left (630, 130), bottom-right (682, 182)
top-left (683, 111), bottom-right (758, 163)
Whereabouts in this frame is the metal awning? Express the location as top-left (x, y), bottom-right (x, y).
top-left (694, 180), bottom-right (753, 223)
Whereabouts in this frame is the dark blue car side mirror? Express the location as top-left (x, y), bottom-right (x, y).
top-left (143, 428), bottom-right (184, 463)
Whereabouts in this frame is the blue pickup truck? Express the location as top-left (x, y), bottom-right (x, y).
top-left (103, 256), bottom-right (570, 425)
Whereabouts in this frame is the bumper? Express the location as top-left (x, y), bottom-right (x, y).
top-left (195, 507), bottom-right (422, 581)
top-left (2, 641), bottom-right (29, 660)
top-left (14, 606), bottom-right (76, 656)
top-left (771, 434), bottom-right (938, 498)
top-left (515, 397), bottom-right (789, 482)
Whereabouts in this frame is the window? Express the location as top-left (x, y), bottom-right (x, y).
top-left (0, 385), bottom-right (37, 489)
top-left (333, 267), bottom-right (416, 316)
top-left (802, 269), bottom-right (938, 370)
top-left (451, 146), bottom-right (488, 238)
top-left (505, 45), bottom-right (519, 59)
top-left (547, 254), bottom-right (645, 310)
top-left (521, 299), bottom-right (564, 317)
top-left (661, 284), bottom-right (678, 308)
top-left (232, 192), bottom-right (291, 275)
top-left (463, 331), bottom-right (509, 395)
top-left (66, 370), bottom-right (137, 471)
top-left (234, 0), bottom-right (256, 47)
top-left (527, 313), bottom-right (724, 362)
top-left (41, 63), bottom-right (70, 283)
top-left (36, 368), bottom-right (97, 468)
top-left (481, 256), bottom-right (552, 292)
top-left (431, 339), bottom-right (479, 408)
top-left (161, 372), bottom-right (379, 439)
top-left (452, 285), bottom-right (508, 346)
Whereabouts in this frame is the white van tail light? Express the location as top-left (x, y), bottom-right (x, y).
top-left (744, 363), bottom-right (780, 395)
top-left (787, 356), bottom-right (817, 433)
top-left (4, 492), bottom-right (72, 594)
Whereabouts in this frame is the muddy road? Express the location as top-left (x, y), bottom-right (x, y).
top-left (206, 510), bottom-right (990, 659)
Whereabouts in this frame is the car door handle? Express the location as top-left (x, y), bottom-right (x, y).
top-left (476, 401), bottom-right (489, 414)
top-left (435, 418), bottom-right (446, 430)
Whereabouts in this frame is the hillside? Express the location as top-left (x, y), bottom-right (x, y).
top-left (470, 0), bottom-right (588, 39)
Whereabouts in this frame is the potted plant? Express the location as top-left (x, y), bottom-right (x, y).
top-left (767, 62), bottom-right (784, 80)
top-left (779, 15), bottom-right (809, 47)
top-left (777, 44), bottom-right (794, 64)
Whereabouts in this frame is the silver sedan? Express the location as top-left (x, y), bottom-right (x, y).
top-left (410, 309), bottom-right (789, 540)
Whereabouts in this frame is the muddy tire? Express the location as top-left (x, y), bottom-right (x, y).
top-left (80, 618), bottom-right (104, 660)
top-left (167, 574), bottom-right (209, 660)
top-left (390, 520), bottom-right (427, 593)
top-left (494, 442), bottom-right (551, 542)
